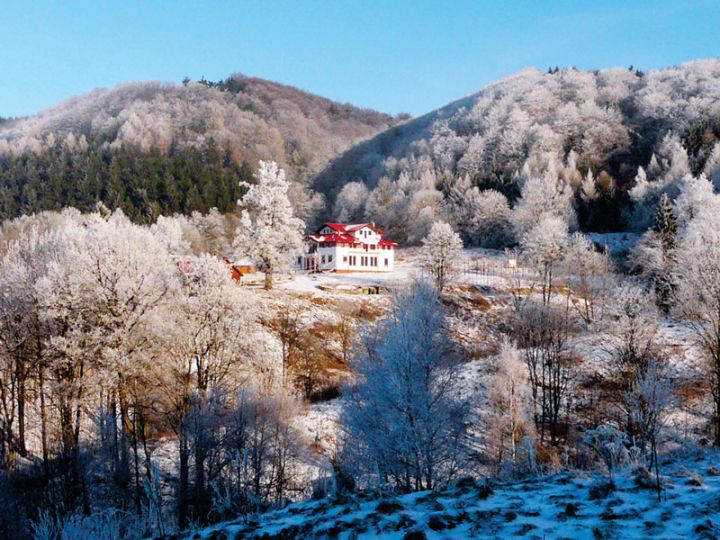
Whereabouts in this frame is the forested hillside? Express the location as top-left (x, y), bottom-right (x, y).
top-left (3, 61), bottom-right (720, 239)
top-left (0, 75), bottom-right (397, 222)
top-left (318, 60), bottom-right (720, 243)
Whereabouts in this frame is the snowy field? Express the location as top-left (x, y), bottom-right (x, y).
top-left (178, 450), bottom-right (720, 539)
top-left (269, 247), bottom-right (525, 296)
top-left (168, 246), bottom-right (715, 540)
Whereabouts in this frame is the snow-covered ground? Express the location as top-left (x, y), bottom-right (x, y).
top-left (171, 248), bottom-right (715, 540)
top-left (277, 249), bottom-right (420, 294)
top-left (273, 247), bottom-right (522, 296)
top-left (178, 451), bottom-right (720, 539)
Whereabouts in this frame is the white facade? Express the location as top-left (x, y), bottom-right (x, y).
top-left (296, 223), bottom-right (397, 272)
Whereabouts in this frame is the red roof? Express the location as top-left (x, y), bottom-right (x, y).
top-left (317, 222), bottom-right (385, 235)
top-left (309, 223), bottom-right (398, 246)
top-left (320, 223), bottom-right (350, 233)
top-left (305, 234), bottom-right (398, 248)
top-left (306, 233), bottom-right (358, 244)
top-left (379, 239), bottom-right (398, 246)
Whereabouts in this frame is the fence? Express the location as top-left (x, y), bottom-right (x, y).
top-left (458, 256), bottom-right (536, 288)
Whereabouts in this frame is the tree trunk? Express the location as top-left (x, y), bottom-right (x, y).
top-left (60, 399), bottom-right (76, 457)
top-left (38, 366), bottom-right (49, 475)
top-left (60, 399), bottom-right (79, 511)
top-left (195, 437), bottom-right (208, 522)
top-left (132, 408), bottom-right (142, 515)
top-left (178, 433), bottom-right (190, 530)
top-left (653, 440), bottom-right (662, 501)
top-left (15, 357), bottom-right (26, 456)
top-left (117, 373), bottom-right (131, 489)
top-left (714, 349), bottom-right (720, 447)
top-left (264, 267), bottom-right (274, 290)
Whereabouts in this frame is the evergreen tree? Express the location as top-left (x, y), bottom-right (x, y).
top-left (0, 140), bottom-right (249, 223)
top-left (652, 193), bottom-right (677, 312)
top-left (654, 193), bottom-right (677, 251)
top-left (234, 161), bottom-right (305, 289)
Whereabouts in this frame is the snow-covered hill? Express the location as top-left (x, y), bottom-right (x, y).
top-left (177, 451), bottom-right (720, 539)
top-left (315, 59), bottom-right (720, 199)
top-left (0, 75), bottom-right (397, 184)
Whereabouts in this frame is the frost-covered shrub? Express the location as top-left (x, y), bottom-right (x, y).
top-left (342, 280), bottom-right (471, 492)
top-left (32, 509), bottom-right (147, 540)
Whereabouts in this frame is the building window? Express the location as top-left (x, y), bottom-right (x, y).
top-left (328, 255), bottom-right (333, 263)
top-left (343, 256), bottom-right (348, 263)
top-left (321, 255), bottom-right (326, 264)
top-left (384, 258), bottom-right (389, 267)
top-left (297, 256), bottom-right (302, 265)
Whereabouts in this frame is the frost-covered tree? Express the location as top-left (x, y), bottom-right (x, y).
top-left (510, 302), bottom-right (576, 445)
top-left (629, 135), bottom-right (693, 231)
top-left (234, 161), bottom-right (305, 289)
top-left (656, 133), bottom-right (691, 183)
top-left (149, 255), bottom-right (262, 524)
top-left (629, 166), bottom-right (649, 203)
top-left (603, 283), bottom-right (661, 440)
top-left (364, 176), bottom-right (405, 241)
top-left (0, 207), bottom-right (316, 533)
top-left (674, 208), bottom-right (720, 446)
top-left (580, 170), bottom-right (598, 203)
top-left (582, 427), bottom-right (627, 481)
top-left (673, 174), bottom-right (720, 229)
top-left (333, 181), bottom-right (369, 223)
top-left (630, 193), bottom-right (679, 312)
top-left (363, 169), bottom-right (447, 245)
top-left (406, 169), bottom-right (447, 244)
top-left (511, 170), bottom-right (576, 239)
top-left (0, 210), bottom-right (181, 515)
top-left (652, 194), bottom-right (677, 312)
top-left (342, 280), bottom-right (470, 491)
top-left (654, 193), bottom-right (677, 252)
top-left (219, 385), bottom-right (302, 515)
top-left (487, 339), bottom-right (534, 473)
top-left (420, 221), bottom-right (463, 292)
top-left (519, 216), bottom-right (569, 304)
top-left (563, 233), bottom-right (614, 323)
top-left (64, 212), bottom-right (176, 495)
top-left (0, 221), bottom-right (64, 467)
top-left (628, 357), bottom-right (672, 500)
top-left (704, 142), bottom-right (720, 189)
top-left (452, 186), bottom-right (513, 248)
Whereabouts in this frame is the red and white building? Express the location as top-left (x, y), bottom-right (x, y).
top-left (297, 223), bottom-right (397, 272)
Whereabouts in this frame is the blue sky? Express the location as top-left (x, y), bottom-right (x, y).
top-left (1, 0), bottom-right (718, 118)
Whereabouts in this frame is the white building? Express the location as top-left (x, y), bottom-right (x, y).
top-left (296, 223), bottom-right (397, 272)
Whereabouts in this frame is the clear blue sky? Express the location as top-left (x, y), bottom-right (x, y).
top-left (1, 0), bottom-right (719, 118)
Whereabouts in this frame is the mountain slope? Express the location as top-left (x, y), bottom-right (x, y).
top-left (0, 75), bottom-right (398, 222)
top-left (313, 60), bottom-right (720, 215)
top-left (175, 452), bottom-right (720, 539)
top-left (0, 75), bottom-right (396, 183)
